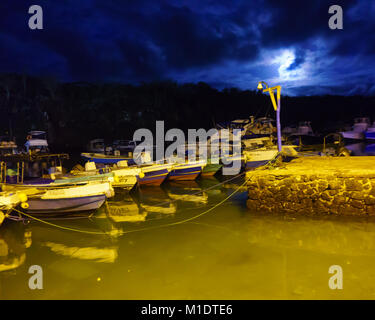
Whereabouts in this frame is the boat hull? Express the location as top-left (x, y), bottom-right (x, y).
top-left (244, 149), bottom-right (278, 171)
top-left (137, 168), bottom-right (169, 186)
top-left (201, 163), bottom-right (222, 177)
top-left (168, 165), bottom-right (203, 181)
top-left (81, 153), bottom-right (134, 165)
top-left (25, 194), bottom-right (106, 214)
top-left (340, 131), bottom-right (364, 141)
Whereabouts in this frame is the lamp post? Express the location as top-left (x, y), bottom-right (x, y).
top-left (257, 81), bottom-right (282, 152)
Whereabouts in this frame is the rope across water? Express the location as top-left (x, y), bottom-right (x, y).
top-left (9, 173), bottom-right (250, 237)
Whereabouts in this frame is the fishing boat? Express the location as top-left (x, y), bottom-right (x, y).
top-left (0, 153), bottom-right (114, 215)
top-left (78, 158), bottom-right (172, 187)
top-left (217, 116), bottom-right (275, 137)
top-left (135, 163), bottom-right (173, 186)
top-left (24, 131), bottom-right (49, 153)
top-left (244, 145), bottom-right (299, 170)
top-left (167, 159), bottom-right (206, 181)
top-left (58, 173), bottom-right (137, 190)
top-left (244, 148), bottom-right (279, 170)
top-left (0, 161), bottom-right (136, 192)
top-left (81, 152), bottom-right (134, 165)
top-left (13, 182), bottom-right (114, 214)
top-left (69, 162), bottom-right (138, 190)
top-left (340, 117), bottom-right (370, 141)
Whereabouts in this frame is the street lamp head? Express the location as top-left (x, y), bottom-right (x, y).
top-left (257, 82), bottom-right (263, 90)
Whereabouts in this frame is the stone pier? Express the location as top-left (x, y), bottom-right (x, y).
top-left (246, 157), bottom-right (375, 216)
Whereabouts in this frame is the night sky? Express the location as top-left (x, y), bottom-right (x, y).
top-left (2, 0), bottom-right (375, 96)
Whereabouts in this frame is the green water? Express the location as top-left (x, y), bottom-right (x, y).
top-left (1, 177), bottom-right (375, 300)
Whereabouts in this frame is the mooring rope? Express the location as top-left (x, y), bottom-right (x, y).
top-left (9, 208), bottom-right (111, 235)
top-left (8, 175), bottom-right (250, 237)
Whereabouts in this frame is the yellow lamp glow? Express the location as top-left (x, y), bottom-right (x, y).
top-left (257, 82), bottom-right (263, 90)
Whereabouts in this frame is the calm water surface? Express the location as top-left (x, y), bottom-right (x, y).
top-left (1, 176), bottom-right (375, 299)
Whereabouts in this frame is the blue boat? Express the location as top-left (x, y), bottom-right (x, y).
top-left (365, 130), bottom-right (375, 140)
top-left (81, 153), bottom-right (135, 165)
top-left (167, 160), bottom-right (206, 181)
top-left (136, 164), bottom-right (172, 186)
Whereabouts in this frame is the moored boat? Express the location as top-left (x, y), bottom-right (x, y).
top-left (167, 160), bottom-right (206, 181)
top-left (244, 148), bottom-right (279, 170)
top-left (81, 152), bottom-right (134, 165)
top-left (18, 182), bottom-right (114, 214)
top-left (135, 163), bottom-right (173, 186)
top-left (69, 162), bottom-right (139, 190)
top-left (244, 145), bottom-right (298, 170)
top-left (201, 158), bottom-right (222, 177)
top-left (340, 117), bottom-right (370, 141)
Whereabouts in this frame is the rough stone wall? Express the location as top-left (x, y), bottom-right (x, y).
top-left (246, 157), bottom-right (375, 216)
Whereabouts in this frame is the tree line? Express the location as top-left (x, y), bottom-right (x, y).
top-left (0, 73), bottom-right (374, 151)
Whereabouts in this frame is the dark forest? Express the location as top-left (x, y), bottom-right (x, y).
top-left (0, 73), bottom-right (374, 151)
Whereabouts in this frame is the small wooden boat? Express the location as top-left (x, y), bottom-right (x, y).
top-left (244, 148), bottom-right (279, 170)
top-left (76, 161), bottom-right (171, 187)
top-left (167, 160), bottom-right (206, 181)
top-left (136, 163), bottom-right (173, 186)
top-left (66, 165), bottom-right (139, 190)
top-left (201, 158), bottom-right (222, 177)
top-left (20, 182), bottom-right (114, 214)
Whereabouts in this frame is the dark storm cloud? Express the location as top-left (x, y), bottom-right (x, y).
top-left (2, 0), bottom-right (375, 95)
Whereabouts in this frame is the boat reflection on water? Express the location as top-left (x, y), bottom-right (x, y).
top-left (25, 222), bottom-right (121, 266)
top-left (136, 188), bottom-right (177, 215)
top-left (105, 200), bottom-right (146, 223)
top-left (165, 181), bottom-right (208, 205)
top-left (42, 242), bottom-right (118, 264)
top-left (345, 142), bottom-right (367, 156)
top-left (0, 223), bottom-right (31, 273)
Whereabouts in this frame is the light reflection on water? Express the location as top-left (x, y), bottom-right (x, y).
top-left (1, 177), bottom-right (375, 299)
